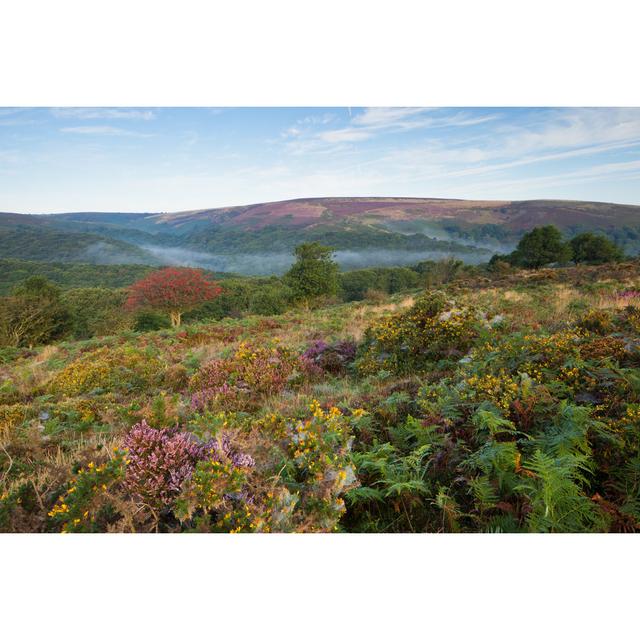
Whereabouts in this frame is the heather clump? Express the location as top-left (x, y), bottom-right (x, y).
top-left (189, 342), bottom-right (307, 412)
top-left (122, 420), bottom-right (208, 509)
top-left (302, 339), bottom-right (357, 375)
top-left (122, 420), bottom-right (255, 515)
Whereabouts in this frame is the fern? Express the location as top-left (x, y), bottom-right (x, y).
top-left (517, 450), bottom-right (606, 532)
top-left (434, 486), bottom-right (462, 532)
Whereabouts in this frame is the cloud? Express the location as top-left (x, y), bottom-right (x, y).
top-left (318, 128), bottom-right (373, 143)
top-left (51, 108), bottom-right (155, 121)
top-left (351, 107), bottom-right (431, 127)
top-left (282, 107), bottom-right (500, 156)
top-left (497, 108), bottom-right (640, 154)
top-left (60, 125), bottom-right (153, 137)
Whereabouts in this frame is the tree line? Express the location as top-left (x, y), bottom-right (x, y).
top-left (490, 226), bottom-right (624, 269)
top-left (0, 229), bottom-right (626, 349)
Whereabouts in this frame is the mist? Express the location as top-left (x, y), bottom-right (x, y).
top-left (137, 244), bottom-right (494, 275)
top-left (378, 220), bottom-right (517, 254)
top-left (82, 242), bottom-right (160, 266)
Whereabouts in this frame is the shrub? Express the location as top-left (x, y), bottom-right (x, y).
top-left (62, 287), bottom-right (131, 339)
top-left (0, 277), bottom-right (71, 348)
top-left (123, 421), bottom-right (207, 510)
top-left (0, 403), bottom-right (29, 440)
top-left (577, 309), bottom-right (612, 335)
top-left (570, 233), bottom-right (623, 265)
top-left (509, 225), bottom-right (572, 268)
top-left (356, 292), bottom-right (484, 375)
top-left (49, 346), bottom-right (165, 396)
top-left (257, 401), bottom-right (358, 532)
top-left (283, 242), bottom-right (340, 307)
top-left (302, 340), bottom-right (357, 375)
top-left (189, 343), bottom-right (307, 412)
top-left (48, 453), bottom-right (126, 533)
top-left (133, 310), bottom-right (172, 332)
top-left (122, 420), bottom-right (255, 514)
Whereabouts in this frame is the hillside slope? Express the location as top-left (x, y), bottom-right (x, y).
top-left (2, 197), bottom-right (639, 272)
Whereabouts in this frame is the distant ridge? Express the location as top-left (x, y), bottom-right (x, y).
top-left (2, 197), bottom-right (640, 273)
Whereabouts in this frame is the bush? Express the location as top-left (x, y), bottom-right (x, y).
top-left (49, 346), bottom-right (166, 396)
top-left (0, 403), bottom-right (29, 440)
top-left (177, 403), bottom-right (358, 532)
top-left (570, 233), bottom-right (623, 265)
top-left (123, 421), bottom-right (213, 510)
top-left (133, 310), bottom-right (172, 332)
top-left (302, 340), bottom-right (357, 375)
top-left (62, 287), bottom-right (131, 339)
top-left (577, 309), bottom-right (613, 335)
top-left (47, 454), bottom-right (126, 533)
top-left (356, 292), bottom-right (485, 375)
top-left (189, 343), bottom-right (308, 412)
top-left (509, 225), bottom-right (572, 268)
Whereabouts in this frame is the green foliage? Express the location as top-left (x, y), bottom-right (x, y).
top-left (510, 225), bottom-right (572, 268)
top-left (47, 454), bottom-right (127, 533)
top-left (340, 266), bottom-right (420, 301)
top-left (62, 287), bottom-right (131, 339)
top-left (0, 225), bottom-right (153, 264)
top-left (0, 276), bottom-right (71, 347)
top-left (283, 242), bottom-right (340, 305)
top-left (133, 310), bottom-right (172, 332)
top-left (0, 258), bottom-right (154, 295)
top-left (356, 291), bottom-right (484, 375)
top-left (570, 232), bottom-right (624, 264)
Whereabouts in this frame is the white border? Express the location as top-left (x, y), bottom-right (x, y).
top-left (1, 0), bottom-right (639, 106)
top-left (1, 1), bottom-right (639, 636)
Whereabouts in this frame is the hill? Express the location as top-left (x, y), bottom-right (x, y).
top-left (2, 197), bottom-right (640, 273)
top-left (154, 197), bottom-right (640, 232)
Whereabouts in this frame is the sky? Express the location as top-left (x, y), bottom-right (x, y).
top-left (1, 107), bottom-right (640, 213)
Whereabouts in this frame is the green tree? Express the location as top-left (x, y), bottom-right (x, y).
top-left (510, 225), bottom-right (572, 268)
top-left (569, 232), bottom-right (623, 264)
top-left (0, 276), bottom-right (70, 348)
top-left (61, 287), bottom-right (131, 339)
top-left (283, 242), bottom-right (340, 307)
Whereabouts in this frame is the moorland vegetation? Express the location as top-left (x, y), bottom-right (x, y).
top-left (2, 227), bottom-right (639, 533)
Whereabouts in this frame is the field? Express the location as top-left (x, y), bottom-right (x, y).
top-left (2, 260), bottom-right (640, 532)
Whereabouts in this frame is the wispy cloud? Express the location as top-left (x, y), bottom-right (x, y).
top-left (60, 125), bottom-right (154, 137)
top-left (51, 108), bottom-right (155, 121)
top-left (283, 107), bottom-right (500, 153)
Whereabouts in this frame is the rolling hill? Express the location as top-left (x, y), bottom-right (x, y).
top-left (2, 197), bottom-right (640, 273)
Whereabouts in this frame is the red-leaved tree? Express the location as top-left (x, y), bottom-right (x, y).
top-left (125, 267), bottom-right (222, 327)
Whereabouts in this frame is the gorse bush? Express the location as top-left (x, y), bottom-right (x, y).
top-left (48, 454), bottom-right (126, 533)
top-left (48, 346), bottom-right (166, 396)
top-left (356, 292), bottom-right (486, 375)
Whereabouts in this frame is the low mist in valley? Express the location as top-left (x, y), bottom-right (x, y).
top-left (137, 244), bottom-right (494, 274)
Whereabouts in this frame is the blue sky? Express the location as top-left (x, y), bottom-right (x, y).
top-left (1, 107), bottom-right (640, 213)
